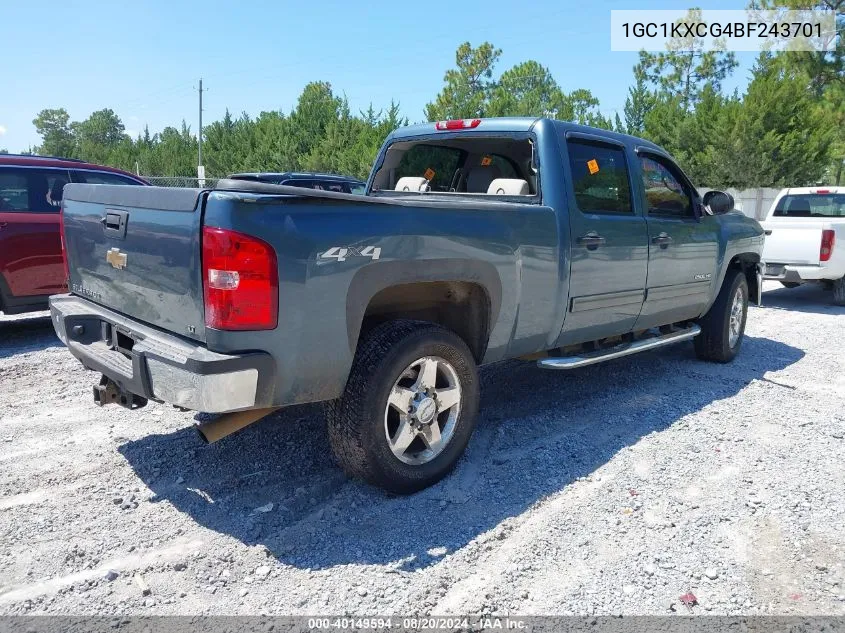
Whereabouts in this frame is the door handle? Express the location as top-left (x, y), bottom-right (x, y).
top-left (577, 232), bottom-right (606, 250)
top-left (0, 222), bottom-right (7, 230)
top-left (651, 232), bottom-right (673, 247)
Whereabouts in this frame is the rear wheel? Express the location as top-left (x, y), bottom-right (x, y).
top-left (326, 320), bottom-right (480, 494)
top-left (694, 269), bottom-right (748, 363)
top-left (833, 277), bottom-right (845, 306)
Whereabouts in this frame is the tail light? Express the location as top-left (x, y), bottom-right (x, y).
top-left (202, 226), bottom-right (278, 330)
top-left (59, 203), bottom-right (69, 286)
top-left (820, 230), bottom-right (835, 262)
top-left (435, 119), bottom-right (481, 130)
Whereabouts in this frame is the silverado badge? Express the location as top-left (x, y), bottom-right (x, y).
top-left (106, 248), bottom-right (127, 270)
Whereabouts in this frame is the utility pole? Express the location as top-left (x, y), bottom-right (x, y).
top-left (197, 78), bottom-right (204, 169)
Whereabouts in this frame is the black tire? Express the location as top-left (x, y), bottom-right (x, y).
top-left (694, 269), bottom-right (749, 363)
top-left (780, 281), bottom-right (801, 289)
top-left (325, 320), bottom-right (480, 494)
top-left (833, 277), bottom-right (845, 306)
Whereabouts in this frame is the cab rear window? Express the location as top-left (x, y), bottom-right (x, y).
top-left (371, 136), bottom-right (536, 196)
top-left (774, 193), bottom-right (845, 217)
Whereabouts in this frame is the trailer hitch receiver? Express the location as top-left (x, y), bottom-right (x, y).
top-left (93, 375), bottom-right (148, 410)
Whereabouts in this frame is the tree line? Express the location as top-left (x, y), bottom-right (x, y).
top-left (23, 3), bottom-right (845, 187)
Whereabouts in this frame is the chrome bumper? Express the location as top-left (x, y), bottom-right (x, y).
top-left (49, 294), bottom-right (275, 413)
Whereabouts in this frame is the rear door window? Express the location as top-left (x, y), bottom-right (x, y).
top-left (0, 170), bottom-right (30, 211)
top-left (0, 168), bottom-right (71, 213)
top-left (566, 140), bottom-right (633, 214)
top-left (774, 193), bottom-right (845, 217)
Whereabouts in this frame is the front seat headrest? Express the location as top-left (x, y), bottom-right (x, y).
top-left (395, 177), bottom-right (430, 192)
top-left (487, 178), bottom-right (530, 195)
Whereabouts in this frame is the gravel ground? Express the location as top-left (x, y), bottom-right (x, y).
top-left (0, 281), bottom-right (843, 616)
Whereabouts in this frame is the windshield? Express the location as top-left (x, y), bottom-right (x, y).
top-left (774, 193), bottom-right (845, 218)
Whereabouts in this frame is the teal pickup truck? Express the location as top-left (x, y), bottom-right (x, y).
top-left (51, 117), bottom-right (764, 493)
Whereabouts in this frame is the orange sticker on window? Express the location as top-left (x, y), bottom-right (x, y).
top-left (587, 159), bottom-right (600, 175)
top-left (481, 156), bottom-right (493, 166)
top-left (424, 168), bottom-right (436, 181)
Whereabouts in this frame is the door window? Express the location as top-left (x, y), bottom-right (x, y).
top-left (566, 140), bottom-right (633, 214)
top-left (0, 168), bottom-right (70, 213)
top-left (639, 155), bottom-right (694, 218)
top-left (0, 170), bottom-right (29, 211)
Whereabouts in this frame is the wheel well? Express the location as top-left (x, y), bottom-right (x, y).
top-left (360, 281), bottom-right (491, 363)
top-left (729, 253), bottom-right (760, 303)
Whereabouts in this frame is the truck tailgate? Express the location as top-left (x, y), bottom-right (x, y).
top-left (761, 219), bottom-right (822, 265)
top-left (62, 184), bottom-right (207, 342)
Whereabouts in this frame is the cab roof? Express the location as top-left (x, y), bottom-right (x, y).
top-left (386, 117), bottom-right (665, 154)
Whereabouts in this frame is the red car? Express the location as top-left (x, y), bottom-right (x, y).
top-left (0, 155), bottom-right (147, 314)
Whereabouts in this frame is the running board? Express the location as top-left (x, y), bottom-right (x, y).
top-left (537, 325), bottom-right (701, 370)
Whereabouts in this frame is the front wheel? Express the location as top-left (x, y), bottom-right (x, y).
top-left (694, 269), bottom-right (748, 363)
top-left (326, 320), bottom-right (480, 494)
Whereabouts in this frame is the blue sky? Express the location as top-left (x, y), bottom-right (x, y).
top-left (1, 0), bottom-right (759, 153)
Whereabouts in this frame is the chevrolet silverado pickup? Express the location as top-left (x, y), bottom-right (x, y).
top-left (50, 117), bottom-right (764, 493)
top-left (761, 186), bottom-right (845, 305)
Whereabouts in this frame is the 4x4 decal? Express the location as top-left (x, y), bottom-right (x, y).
top-left (319, 246), bottom-right (382, 262)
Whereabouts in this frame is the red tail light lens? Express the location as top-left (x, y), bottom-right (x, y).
top-left (435, 119), bottom-right (481, 130)
top-left (202, 226), bottom-right (278, 330)
top-left (59, 204), bottom-right (69, 286)
top-left (820, 229), bottom-right (835, 262)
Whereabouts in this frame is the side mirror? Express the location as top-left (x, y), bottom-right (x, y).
top-left (703, 190), bottom-right (735, 215)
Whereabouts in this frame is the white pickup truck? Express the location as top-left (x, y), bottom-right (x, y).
top-left (761, 186), bottom-right (845, 305)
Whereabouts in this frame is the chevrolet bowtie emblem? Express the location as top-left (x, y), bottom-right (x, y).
top-left (106, 248), bottom-right (127, 270)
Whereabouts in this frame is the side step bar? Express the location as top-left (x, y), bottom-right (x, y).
top-left (537, 324), bottom-right (701, 370)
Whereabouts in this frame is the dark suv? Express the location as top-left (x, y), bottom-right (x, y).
top-left (227, 172), bottom-right (366, 194)
top-left (0, 154), bottom-right (147, 315)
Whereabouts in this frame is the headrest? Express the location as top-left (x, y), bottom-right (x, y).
top-left (487, 178), bottom-right (530, 195)
top-left (466, 166), bottom-right (502, 193)
top-left (395, 177), bottom-right (429, 192)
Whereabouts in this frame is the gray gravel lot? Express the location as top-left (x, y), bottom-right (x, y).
top-left (0, 281), bottom-right (843, 616)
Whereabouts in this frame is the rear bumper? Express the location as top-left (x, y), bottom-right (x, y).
top-left (49, 294), bottom-right (275, 413)
top-left (763, 263), bottom-right (843, 282)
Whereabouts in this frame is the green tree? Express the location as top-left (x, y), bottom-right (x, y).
top-left (566, 89), bottom-right (613, 128)
top-left (73, 108), bottom-right (128, 164)
top-left (425, 42), bottom-right (502, 120)
top-left (622, 68), bottom-right (655, 136)
top-left (749, 1), bottom-right (844, 183)
top-left (33, 108), bottom-right (76, 157)
top-left (638, 8), bottom-right (738, 112)
top-left (487, 61), bottom-right (568, 117)
top-left (287, 82), bottom-right (343, 165)
top-left (733, 57), bottom-right (834, 187)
